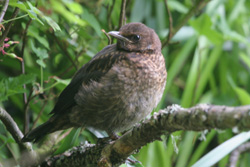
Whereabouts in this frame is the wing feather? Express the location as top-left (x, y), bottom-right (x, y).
top-left (50, 44), bottom-right (124, 115)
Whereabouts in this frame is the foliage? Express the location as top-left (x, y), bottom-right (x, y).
top-left (0, 0), bottom-right (250, 166)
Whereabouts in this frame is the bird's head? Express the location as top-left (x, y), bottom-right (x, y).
top-left (108, 23), bottom-right (161, 52)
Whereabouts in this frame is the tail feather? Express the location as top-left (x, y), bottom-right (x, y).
top-left (21, 121), bottom-right (55, 142)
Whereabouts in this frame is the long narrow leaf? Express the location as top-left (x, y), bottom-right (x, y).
top-left (192, 132), bottom-right (250, 167)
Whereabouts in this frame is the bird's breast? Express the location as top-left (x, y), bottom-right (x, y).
top-left (113, 51), bottom-right (167, 111)
top-left (100, 51), bottom-right (167, 132)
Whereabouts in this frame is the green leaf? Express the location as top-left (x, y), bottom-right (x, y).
top-left (192, 132), bottom-right (250, 167)
top-left (52, 77), bottom-right (71, 86)
top-left (189, 14), bottom-right (223, 44)
top-left (0, 135), bottom-right (15, 145)
top-left (27, 1), bottom-right (41, 14)
top-left (239, 52), bottom-right (250, 69)
top-left (30, 40), bottom-right (49, 68)
top-left (82, 8), bottom-right (102, 37)
top-left (53, 128), bottom-right (81, 155)
top-left (34, 49), bottom-right (48, 68)
top-left (225, 31), bottom-right (250, 46)
top-left (188, 130), bottom-right (217, 166)
top-left (228, 0), bottom-right (245, 24)
top-left (27, 10), bottom-right (44, 25)
top-left (30, 40), bottom-right (48, 59)
top-left (43, 77), bottom-right (71, 92)
top-left (233, 87), bottom-right (250, 105)
top-left (29, 1), bottom-right (61, 31)
top-left (9, 1), bottom-right (27, 11)
top-left (165, 36), bottom-right (197, 92)
top-left (181, 36), bottom-right (210, 107)
top-left (227, 74), bottom-right (250, 105)
top-left (51, 0), bottom-right (86, 26)
top-left (168, 0), bottom-right (188, 13)
top-left (34, 48), bottom-right (49, 60)
top-left (64, 1), bottom-right (83, 14)
top-left (36, 59), bottom-right (46, 68)
top-left (176, 132), bottom-right (196, 167)
top-left (28, 26), bottom-right (49, 49)
top-left (157, 36), bottom-right (197, 110)
top-left (43, 16), bottom-right (61, 31)
top-left (194, 45), bottom-right (222, 103)
top-left (0, 74), bottom-right (36, 101)
top-left (190, 14), bottom-right (212, 34)
top-left (10, 1), bottom-right (60, 31)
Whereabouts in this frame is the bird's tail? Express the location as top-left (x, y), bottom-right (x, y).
top-left (21, 121), bottom-right (56, 143)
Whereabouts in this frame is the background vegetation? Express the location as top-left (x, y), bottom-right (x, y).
top-left (1, 0), bottom-right (250, 166)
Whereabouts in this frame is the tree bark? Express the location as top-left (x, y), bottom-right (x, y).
top-left (38, 104), bottom-right (250, 167)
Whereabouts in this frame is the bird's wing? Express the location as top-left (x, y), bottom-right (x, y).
top-left (50, 44), bottom-right (123, 115)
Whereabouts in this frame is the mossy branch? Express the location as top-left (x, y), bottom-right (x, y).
top-left (39, 104), bottom-right (250, 167)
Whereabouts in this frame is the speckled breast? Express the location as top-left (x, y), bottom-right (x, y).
top-left (109, 51), bottom-right (167, 132)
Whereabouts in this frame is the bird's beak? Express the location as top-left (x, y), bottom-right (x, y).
top-left (107, 31), bottom-right (132, 43)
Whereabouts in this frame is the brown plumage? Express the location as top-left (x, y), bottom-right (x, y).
top-left (21, 22), bottom-right (167, 142)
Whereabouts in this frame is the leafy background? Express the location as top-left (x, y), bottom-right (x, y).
top-left (1, 0), bottom-right (250, 166)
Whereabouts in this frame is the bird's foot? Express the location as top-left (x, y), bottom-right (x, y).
top-left (96, 133), bottom-right (120, 145)
top-left (96, 137), bottom-right (112, 145)
top-left (109, 133), bottom-right (120, 140)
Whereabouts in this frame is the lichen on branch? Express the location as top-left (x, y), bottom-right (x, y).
top-left (40, 104), bottom-right (250, 167)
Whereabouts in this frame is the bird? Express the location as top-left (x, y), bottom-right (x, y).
top-left (21, 22), bottom-right (167, 142)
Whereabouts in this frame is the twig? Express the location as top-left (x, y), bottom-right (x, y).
top-left (102, 29), bottom-right (112, 45)
top-left (23, 89), bottom-right (35, 133)
top-left (53, 33), bottom-right (78, 70)
top-left (54, 50), bottom-right (86, 78)
top-left (0, 107), bottom-right (32, 150)
top-left (0, 0), bottom-right (9, 23)
top-left (20, 18), bottom-right (33, 134)
top-left (76, 48), bottom-right (86, 64)
top-left (21, 19), bottom-right (32, 57)
top-left (107, 0), bottom-right (115, 31)
top-left (0, 138), bottom-right (18, 165)
top-left (6, 143), bottom-right (18, 165)
top-left (162, 0), bottom-right (211, 49)
top-left (32, 99), bottom-right (48, 129)
top-left (163, 0), bottom-right (173, 47)
top-left (1, 14), bottom-right (29, 24)
top-left (229, 142), bottom-right (250, 167)
top-left (119, 0), bottom-right (127, 28)
top-left (58, 64), bottom-right (75, 78)
top-left (40, 104), bottom-right (250, 167)
top-left (0, 7), bottom-right (20, 45)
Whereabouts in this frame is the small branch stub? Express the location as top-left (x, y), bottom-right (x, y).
top-left (102, 29), bottom-right (112, 45)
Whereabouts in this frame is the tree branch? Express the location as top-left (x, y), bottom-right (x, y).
top-left (162, 0), bottom-right (211, 49)
top-left (0, 107), bottom-right (32, 150)
top-left (21, 18), bottom-right (33, 134)
top-left (0, 7), bottom-right (19, 45)
top-left (52, 33), bottom-right (78, 70)
top-left (163, 0), bottom-right (173, 47)
top-left (107, 0), bottom-right (115, 31)
top-left (39, 104), bottom-right (250, 167)
top-left (229, 142), bottom-right (250, 167)
top-left (0, 0), bottom-right (9, 23)
top-left (119, 0), bottom-right (127, 29)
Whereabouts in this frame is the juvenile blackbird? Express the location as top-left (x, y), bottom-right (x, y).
top-left (22, 22), bottom-right (167, 142)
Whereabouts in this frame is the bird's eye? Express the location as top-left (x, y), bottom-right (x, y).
top-left (129, 35), bottom-right (141, 42)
